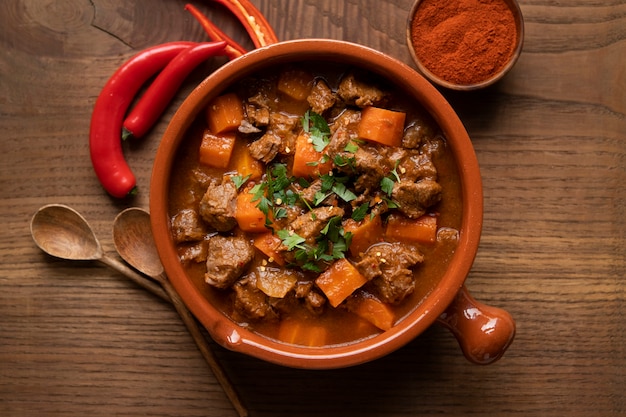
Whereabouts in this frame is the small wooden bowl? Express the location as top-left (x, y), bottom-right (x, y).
top-left (150, 39), bottom-right (515, 369)
top-left (406, 0), bottom-right (524, 90)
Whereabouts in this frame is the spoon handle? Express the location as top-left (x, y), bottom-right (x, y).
top-left (154, 273), bottom-right (248, 417)
top-left (98, 255), bottom-right (170, 303)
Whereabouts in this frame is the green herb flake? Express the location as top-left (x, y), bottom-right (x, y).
top-left (320, 173), bottom-right (335, 192)
top-left (231, 174), bottom-right (251, 190)
top-left (344, 141), bottom-right (359, 153)
top-left (277, 229), bottom-right (306, 251)
top-left (302, 110), bottom-right (330, 152)
top-left (320, 216), bottom-right (342, 242)
top-left (390, 160), bottom-right (401, 182)
top-left (333, 154), bottom-right (356, 169)
top-left (380, 176), bottom-right (395, 197)
top-left (332, 182), bottom-right (357, 203)
top-left (313, 191), bottom-right (331, 206)
top-left (351, 202), bottom-right (369, 222)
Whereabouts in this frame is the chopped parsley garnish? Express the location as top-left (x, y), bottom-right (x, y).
top-left (275, 215), bottom-right (353, 272)
top-left (331, 182), bottom-right (357, 203)
top-left (380, 176), bottom-right (395, 196)
top-left (351, 202), bottom-right (369, 221)
top-left (246, 111), bottom-right (405, 273)
top-left (344, 141), bottom-right (359, 153)
top-left (380, 160), bottom-right (401, 197)
top-left (277, 229), bottom-right (306, 250)
top-left (302, 110), bottom-right (331, 152)
top-left (231, 174), bottom-right (251, 190)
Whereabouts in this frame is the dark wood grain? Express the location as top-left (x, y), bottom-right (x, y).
top-left (1, 0), bottom-right (624, 416)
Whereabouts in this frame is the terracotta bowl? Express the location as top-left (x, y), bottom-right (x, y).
top-left (406, 0), bottom-right (524, 90)
top-left (150, 39), bottom-right (515, 369)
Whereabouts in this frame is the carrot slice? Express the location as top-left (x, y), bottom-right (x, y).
top-left (277, 69), bottom-right (314, 101)
top-left (199, 130), bottom-right (236, 168)
top-left (343, 214), bottom-right (384, 256)
top-left (357, 106), bottom-right (406, 147)
top-left (253, 232), bottom-right (286, 265)
top-left (278, 316), bottom-right (327, 346)
top-left (346, 293), bottom-right (395, 331)
top-left (206, 92), bottom-right (244, 134)
top-left (315, 258), bottom-right (368, 307)
top-left (228, 139), bottom-right (263, 181)
top-left (385, 213), bottom-right (438, 244)
top-left (291, 133), bottom-right (332, 178)
top-left (235, 191), bottom-right (267, 232)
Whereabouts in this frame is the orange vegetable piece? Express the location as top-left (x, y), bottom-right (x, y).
top-left (235, 191), bottom-right (267, 233)
top-left (357, 106), bottom-right (406, 147)
top-left (228, 139), bottom-right (263, 181)
top-left (199, 130), bottom-right (236, 168)
top-left (347, 293), bottom-right (395, 331)
top-left (278, 317), bottom-right (327, 347)
top-left (291, 133), bottom-right (333, 178)
top-left (206, 92), bottom-right (244, 134)
top-left (385, 213), bottom-right (438, 244)
top-left (253, 232), bottom-right (286, 265)
top-left (277, 69), bottom-right (314, 101)
top-left (315, 258), bottom-right (368, 307)
top-left (343, 214), bottom-right (384, 256)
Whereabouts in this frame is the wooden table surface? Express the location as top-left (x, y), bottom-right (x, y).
top-left (1, 0), bottom-right (624, 416)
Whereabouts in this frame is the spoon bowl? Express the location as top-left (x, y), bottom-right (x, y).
top-left (31, 204), bottom-right (103, 261)
top-left (112, 207), bottom-right (164, 278)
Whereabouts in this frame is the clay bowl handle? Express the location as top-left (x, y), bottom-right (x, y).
top-left (436, 285), bottom-right (516, 365)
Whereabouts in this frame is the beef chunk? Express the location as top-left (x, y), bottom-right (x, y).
top-left (249, 112), bottom-right (299, 162)
top-left (249, 131), bottom-right (282, 163)
top-left (304, 288), bottom-right (326, 314)
top-left (353, 145), bottom-right (392, 192)
top-left (328, 124), bottom-right (353, 153)
top-left (337, 72), bottom-right (386, 107)
top-left (233, 275), bottom-right (278, 321)
top-left (171, 208), bottom-right (207, 243)
top-left (177, 240), bottom-right (209, 263)
top-left (355, 242), bottom-right (424, 304)
top-left (307, 79), bottom-right (336, 114)
top-left (205, 236), bottom-right (255, 289)
top-left (330, 108), bottom-right (361, 135)
top-left (392, 179), bottom-right (442, 219)
top-left (289, 206), bottom-right (345, 243)
top-left (269, 205), bottom-right (304, 232)
top-left (399, 150), bottom-right (438, 182)
top-left (238, 119), bottom-right (262, 135)
top-left (402, 122), bottom-right (435, 149)
top-left (293, 281), bottom-right (326, 315)
top-left (245, 101), bottom-right (271, 127)
top-left (199, 180), bottom-right (237, 232)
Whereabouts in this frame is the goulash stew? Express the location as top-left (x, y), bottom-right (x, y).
top-left (168, 64), bottom-right (463, 346)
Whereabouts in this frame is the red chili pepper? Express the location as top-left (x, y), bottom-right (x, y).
top-left (208, 0), bottom-right (279, 47)
top-left (89, 42), bottom-right (197, 198)
top-left (185, 4), bottom-right (247, 59)
top-left (122, 41), bottom-right (227, 140)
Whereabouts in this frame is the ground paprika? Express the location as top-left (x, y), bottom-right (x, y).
top-left (409, 0), bottom-right (518, 86)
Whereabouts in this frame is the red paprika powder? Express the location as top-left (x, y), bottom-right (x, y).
top-left (409, 0), bottom-right (518, 86)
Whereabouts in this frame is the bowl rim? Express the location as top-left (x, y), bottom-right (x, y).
top-left (150, 38), bottom-right (483, 369)
top-left (405, 0), bottom-right (525, 91)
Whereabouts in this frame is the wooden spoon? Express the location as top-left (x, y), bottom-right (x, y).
top-left (30, 204), bottom-right (168, 302)
top-left (112, 207), bottom-right (247, 417)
